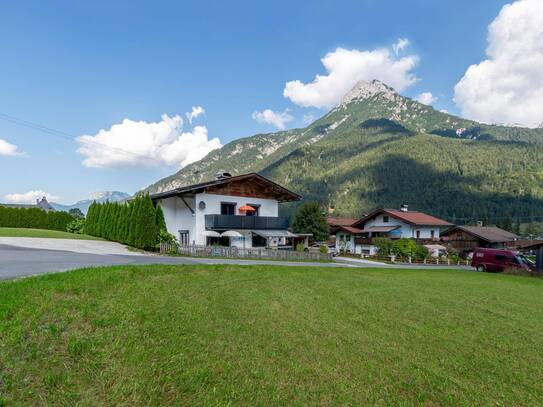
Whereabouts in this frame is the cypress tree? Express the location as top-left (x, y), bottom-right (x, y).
top-left (127, 197), bottom-right (140, 247)
top-left (155, 204), bottom-right (166, 232)
top-left (133, 194), bottom-right (157, 249)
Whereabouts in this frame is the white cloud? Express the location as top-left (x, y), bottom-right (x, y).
top-left (4, 190), bottom-right (59, 204)
top-left (283, 43), bottom-right (419, 108)
top-left (454, 0), bottom-right (543, 128)
top-left (0, 138), bottom-right (26, 157)
top-left (415, 92), bottom-right (438, 106)
top-left (186, 106), bottom-right (205, 124)
top-left (393, 38), bottom-right (410, 55)
top-left (252, 109), bottom-right (294, 130)
top-left (76, 114), bottom-right (222, 168)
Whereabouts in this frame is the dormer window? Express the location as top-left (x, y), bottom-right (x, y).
top-left (383, 215), bottom-right (389, 223)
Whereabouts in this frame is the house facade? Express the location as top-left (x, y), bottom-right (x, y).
top-left (332, 206), bottom-right (452, 255)
top-left (441, 225), bottom-right (520, 256)
top-left (150, 172), bottom-right (301, 248)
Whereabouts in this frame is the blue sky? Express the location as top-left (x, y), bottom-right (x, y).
top-left (0, 0), bottom-right (531, 204)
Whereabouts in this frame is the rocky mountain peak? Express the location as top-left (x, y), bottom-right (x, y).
top-left (340, 79), bottom-right (398, 105)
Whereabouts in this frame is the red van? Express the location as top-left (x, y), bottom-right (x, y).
top-left (471, 248), bottom-right (535, 272)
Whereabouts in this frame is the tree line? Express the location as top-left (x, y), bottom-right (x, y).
top-left (0, 206), bottom-right (74, 231)
top-left (85, 194), bottom-right (167, 250)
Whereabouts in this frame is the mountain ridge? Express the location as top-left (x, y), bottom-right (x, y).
top-left (145, 80), bottom-right (543, 222)
top-left (51, 191), bottom-right (130, 214)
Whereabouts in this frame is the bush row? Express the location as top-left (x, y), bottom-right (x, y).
top-left (85, 194), bottom-right (166, 250)
top-left (0, 206), bottom-right (74, 231)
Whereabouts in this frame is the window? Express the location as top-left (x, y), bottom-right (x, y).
top-left (220, 202), bottom-right (236, 215)
top-left (383, 215), bottom-right (389, 223)
top-left (245, 204), bottom-right (260, 217)
top-left (430, 230), bottom-right (435, 239)
top-left (179, 230), bottom-right (190, 247)
top-left (416, 230), bottom-right (420, 239)
top-left (494, 254), bottom-right (507, 261)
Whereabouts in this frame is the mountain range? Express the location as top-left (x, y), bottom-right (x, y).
top-left (51, 191), bottom-right (130, 215)
top-left (145, 80), bottom-right (543, 224)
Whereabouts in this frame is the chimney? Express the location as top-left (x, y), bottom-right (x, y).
top-left (476, 221), bottom-right (483, 227)
top-left (215, 171), bottom-right (232, 180)
top-left (400, 204), bottom-right (408, 212)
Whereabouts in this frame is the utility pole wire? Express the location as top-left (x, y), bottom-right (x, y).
top-left (0, 112), bottom-right (160, 162)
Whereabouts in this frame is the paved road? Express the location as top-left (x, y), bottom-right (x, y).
top-left (0, 237), bottom-right (472, 280)
top-left (0, 244), bottom-right (360, 280)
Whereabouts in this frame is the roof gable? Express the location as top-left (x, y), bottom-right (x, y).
top-left (150, 173), bottom-right (301, 203)
top-left (442, 226), bottom-right (519, 243)
top-left (354, 208), bottom-right (452, 227)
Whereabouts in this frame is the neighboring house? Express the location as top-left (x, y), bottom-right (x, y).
top-left (0, 196), bottom-right (55, 212)
top-left (331, 205), bottom-right (452, 255)
top-left (441, 225), bottom-right (520, 256)
top-left (327, 217), bottom-right (359, 228)
top-left (150, 172), bottom-right (302, 248)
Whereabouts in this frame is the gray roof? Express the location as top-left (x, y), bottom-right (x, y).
top-left (443, 226), bottom-right (519, 243)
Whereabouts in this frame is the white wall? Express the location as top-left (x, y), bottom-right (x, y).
top-left (364, 214), bottom-right (441, 239)
top-left (159, 192), bottom-right (280, 247)
top-left (158, 196), bottom-right (197, 245)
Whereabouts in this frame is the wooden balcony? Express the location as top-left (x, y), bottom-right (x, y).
top-left (205, 214), bottom-right (290, 230)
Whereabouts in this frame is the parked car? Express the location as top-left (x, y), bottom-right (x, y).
top-left (471, 247), bottom-right (535, 272)
top-left (306, 243), bottom-right (338, 256)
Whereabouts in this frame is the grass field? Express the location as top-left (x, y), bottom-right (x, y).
top-left (0, 227), bottom-right (103, 240)
top-left (0, 265), bottom-right (542, 405)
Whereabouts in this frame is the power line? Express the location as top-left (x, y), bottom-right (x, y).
top-left (0, 111), bottom-right (159, 162)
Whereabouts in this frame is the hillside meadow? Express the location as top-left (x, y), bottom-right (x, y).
top-left (0, 264), bottom-right (542, 405)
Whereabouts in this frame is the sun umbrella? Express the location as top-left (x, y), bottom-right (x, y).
top-left (221, 230), bottom-right (243, 238)
top-left (203, 230), bottom-right (221, 237)
top-left (238, 204), bottom-right (256, 213)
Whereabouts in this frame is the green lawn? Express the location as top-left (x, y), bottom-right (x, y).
top-left (0, 265), bottom-right (542, 405)
top-left (0, 227), bottom-right (103, 240)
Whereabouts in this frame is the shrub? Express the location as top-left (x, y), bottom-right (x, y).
top-left (392, 238), bottom-right (428, 260)
top-left (66, 218), bottom-right (85, 234)
top-left (319, 245), bottom-right (328, 254)
top-left (295, 243), bottom-right (305, 252)
top-left (373, 237), bottom-right (394, 256)
top-left (157, 229), bottom-right (177, 246)
top-left (0, 206), bottom-right (74, 231)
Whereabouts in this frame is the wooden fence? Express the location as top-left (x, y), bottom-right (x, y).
top-left (160, 243), bottom-right (332, 262)
top-left (356, 254), bottom-right (471, 266)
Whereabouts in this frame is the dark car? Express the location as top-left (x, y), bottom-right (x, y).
top-left (471, 247), bottom-right (535, 272)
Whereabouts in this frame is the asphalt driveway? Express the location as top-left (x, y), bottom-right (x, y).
top-left (0, 237), bottom-right (471, 280)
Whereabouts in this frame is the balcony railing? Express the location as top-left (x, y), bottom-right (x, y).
top-left (205, 214), bottom-right (290, 230)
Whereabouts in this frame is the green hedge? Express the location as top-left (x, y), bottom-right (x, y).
top-left (0, 206), bottom-right (74, 231)
top-left (85, 194), bottom-right (165, 250)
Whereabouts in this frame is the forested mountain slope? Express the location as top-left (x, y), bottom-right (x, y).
top-left (146, 80), bottom-right (543, 223)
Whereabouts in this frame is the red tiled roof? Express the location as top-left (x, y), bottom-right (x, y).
top-left (354, 208), bottom-right (452, 227)
top-left (332, 225), bottom-right (364, 234)
top-left (327, 217), bottom-right (358, 226)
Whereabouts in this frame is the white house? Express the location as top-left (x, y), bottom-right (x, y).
top-left (332, 205), bottom-right (452, 255)
top-left (150, 172), bottom-right (302, 248)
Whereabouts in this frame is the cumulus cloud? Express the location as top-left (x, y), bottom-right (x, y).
top-left (4, 190), bottom-right (59, 204)
top-left (76, 114), bottom-right (222, 168)
top-left (283, 42), bottom-right (419, 108)
top-left (415, 92), bottom-right (438, 106)
top-left (393, 38), bottom-right (410, 55)
top-left (454, 0), bottom-right (543, 127)
top-left (186, 106), bottom-right (205, 124)
top-left (252, 109), bottom-right (294, 130)
top-left (0, 138), bottom-right (26, 157)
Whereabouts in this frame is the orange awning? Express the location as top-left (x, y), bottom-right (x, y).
top-left (239, 204), bottom-right (256, 213)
